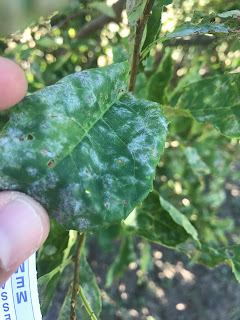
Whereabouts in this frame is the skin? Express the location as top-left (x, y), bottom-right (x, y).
top-left (0, 57), bottom-right (50, 286)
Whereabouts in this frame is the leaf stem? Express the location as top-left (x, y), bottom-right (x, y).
top-left (70, 232), bottom-right (86, 320)
top-left (128, 0), bottom-right (156, 93)
top-left (79, 285), bottom-right (99, 320)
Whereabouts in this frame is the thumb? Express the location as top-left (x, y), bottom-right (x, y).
top-left (0, 191), bottom-right (50, 286)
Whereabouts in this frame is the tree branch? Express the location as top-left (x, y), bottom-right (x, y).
top-left (70, 232), bottom-right (86, 320)
top-left (76, 0), bottom-right (126, 39)
top-left (128, 0), bottom-right (156, 93)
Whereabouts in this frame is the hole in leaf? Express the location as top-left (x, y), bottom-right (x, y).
top-left (105, 203), bottom-right (109, 209)
top-left (123, 200), bottom-right (127, 206)
top-left (47, 159), bottom-right (55, 167)
top-left (27, 134), bottom-right (35, 140)
top-left (19, 137), bottom-right (24, 141)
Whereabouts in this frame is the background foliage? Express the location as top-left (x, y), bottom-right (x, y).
top-left (0, 0), bottom-right (240, 319)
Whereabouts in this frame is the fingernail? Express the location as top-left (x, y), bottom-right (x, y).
top-left (0, 192), bottom-right (49, 272)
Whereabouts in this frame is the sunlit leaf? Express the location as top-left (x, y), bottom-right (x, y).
top-left (175, 73), bottom-right (240, 138)
top-left (142, 0), bottom-right (172, 51)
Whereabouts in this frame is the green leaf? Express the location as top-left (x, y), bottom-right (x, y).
top-left (142, 0), bottom-right (172, 51)
top-left (184, 146), bottom-right (211, 177)
top-left (147, 48), bottom-right (173, 104)
top-left (37, 220), bottom-right (70, 277)
top-left (38, 269), bottom-right (63, 316)
top-left (88, 2), bottom-right (116, 18)
top-left (139, 240), bottom-right (153, 275)
top-left (218, 10), bottom-right (240, 18)
top-left (175, 73), bottom-right (240, 138)
top-left (167, 22), bottom-right (228, 38)
top-left (38, 230), bottom-right (76, 315)
top-left (141, 10), bottom-right (240, 59)
top-left (168, 63), bottom-right (202, 107)
top-left (134, 73), bottom-right (148, 99)
top-left (106, 232), bottom-right (136, 287)
top-left (124, 192), bottom-right (191, 248)
top-left (0, 62), bottom-right (168, 232)
top-left (159, 196), bottom-right (199, 244)
top-left (126, 0), bottom-right (147, 26)
top-left (194, 244), bottom-right (240, 282)
top-left (58, 255), bottom-right (102, 320)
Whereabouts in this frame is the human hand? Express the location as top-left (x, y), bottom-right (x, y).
top-left (0, 57), bottom-right (50, 286)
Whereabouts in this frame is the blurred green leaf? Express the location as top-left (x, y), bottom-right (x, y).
top-left (147, 48), bottom-right (173, 104)
top-left (175, 73), bottom-right (240, 138)
top-left (218, 10), bottom-right (240, 18)
top-left (124, 192), bottom-right (191, 248)
top-left (38, 228), bottom-right (76, 315)
top-left (88, 2), bottom-right (116, 18)
top-left (58, 254), bottom-right (102, 320)
top-left (0, 0), bottom-right (70, 36)
top-left (106, 232), bottom-right (136, 287)
top-left (184, 146), bottom-right (211, 177)
top-left (37, 220), bottom-right (70, 276)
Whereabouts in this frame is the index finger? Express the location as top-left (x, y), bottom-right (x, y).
top-left (0, 57), bottom-right (28, 111)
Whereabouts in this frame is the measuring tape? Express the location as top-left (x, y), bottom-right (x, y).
top-left (0, 254), bottom-right (42, 320)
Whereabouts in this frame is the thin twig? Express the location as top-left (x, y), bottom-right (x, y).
top-left (70, 232), bottom-right (86, 320)
top-left (79, 285), bottom-right (98, 320)
top-left (128, 0), bottom-right (156, 93)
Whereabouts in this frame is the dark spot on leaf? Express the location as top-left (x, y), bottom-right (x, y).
top-left (27, 134), bottom-right (34, 140)
top-left (105, 95), bottom-right (108, 99)
top-left (47, 159), bottom-right (55, 167)
top-left (123, 200), bottom-right (127, 206)
top-left (56, 154), bottom-right (60, 158)
top-left (100, 93), bottom-right (103, 97)
top-left (19, 137), bottom-right (24, 141)
top-left (210, 17), bottom-right (216, 23)
top-left (122, 69), bottom-right (125, 73)
top-left (105, 203), bottom-right (109, 209)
